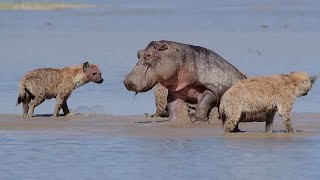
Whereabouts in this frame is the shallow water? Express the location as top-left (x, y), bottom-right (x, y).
top-left (1, 0), bottom-right (320, 179)
top-left (1, 129), bottom-right (320, 180)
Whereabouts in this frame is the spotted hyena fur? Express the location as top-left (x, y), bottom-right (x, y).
top-left (16, 61), bottom-right (103, 117)
top-left (220, 72), bottom-right (317, 133)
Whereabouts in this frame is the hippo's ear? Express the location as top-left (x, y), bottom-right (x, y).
top-left (83, 62), bottom-right (90, 72)
top-left (156, 43), bottom-right (168, 51)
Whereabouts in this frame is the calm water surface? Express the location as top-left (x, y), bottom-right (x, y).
top-left (1, 0), bottom-right (320, 179)
top-left (1, 130), bottom-right (320, 180)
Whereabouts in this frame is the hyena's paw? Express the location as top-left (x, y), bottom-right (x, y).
top-left (286, 128), bottom-right (296, 133)
top-left (23, 114), bottom-right (33, 118)
top-left (66, 112), bottom-right (76, 117)
top-left (223, 120), bottom-right (239, 133)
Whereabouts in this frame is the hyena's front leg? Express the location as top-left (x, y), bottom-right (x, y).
top-left (278, 102), bottom-right (295, 133)
top-left (61, 101), bottom-right (70, 115)
top-left (279, 112), bottom-right (295, 133)
top-left (27, 95), bottom-right (45, 117)
top-left (53, 93), bottom-right (69, 117)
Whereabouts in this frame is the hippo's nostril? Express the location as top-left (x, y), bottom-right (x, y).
top-left (124, 78), bottom-right (130, 88)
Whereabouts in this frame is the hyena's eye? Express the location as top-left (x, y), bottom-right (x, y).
top-left (93, 73), bottom-right (97, 76)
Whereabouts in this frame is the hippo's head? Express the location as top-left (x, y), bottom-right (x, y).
top-left (83, 62), bottom-right (104, 84)
top-left (290, 71), bottom-right (317, 97)
top-left (124, 40), bottom-right (181, 92)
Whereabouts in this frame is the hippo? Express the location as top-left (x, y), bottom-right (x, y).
top-left (124, 40), bottom-right (246, 122)
top-left (151, 83), bottom-right (196, 122)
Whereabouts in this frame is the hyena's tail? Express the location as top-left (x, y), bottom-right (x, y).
top-left (219, 105), bottom-right (227, 128)
top-left (16, 81), bottom-right (27, 106)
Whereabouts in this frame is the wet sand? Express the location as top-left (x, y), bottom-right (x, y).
top-left (1, 112), bottom-right (320, 138)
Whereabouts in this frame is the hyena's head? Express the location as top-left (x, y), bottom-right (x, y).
top-left (290, 71), bottom-right (317, 97)
top-left (83, 62), bottom-right (104, 84)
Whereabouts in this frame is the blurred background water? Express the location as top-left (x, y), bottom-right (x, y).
top-left (1, 0), bottom-right (320, 115)
top-left (1, 1), bottom-right (320, 179)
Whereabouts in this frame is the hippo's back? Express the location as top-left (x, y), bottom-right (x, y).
top-left (186, 43), bottom-right (246, 96)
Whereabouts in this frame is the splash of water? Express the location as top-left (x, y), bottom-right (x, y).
top-left (71, 105), bottom-right (104, 116)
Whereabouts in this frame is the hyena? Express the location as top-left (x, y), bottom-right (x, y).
top-left (152, 83), bottom-right (169, 117)
top-left (219, 72), bottom-right (317, 133)
top-left (16, 61), bottom-right (103, 117)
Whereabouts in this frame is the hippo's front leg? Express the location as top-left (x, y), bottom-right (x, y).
top-left (195, 90), bottom-right (217, 122)
top-left (167, 92), bottom-right (185, 122)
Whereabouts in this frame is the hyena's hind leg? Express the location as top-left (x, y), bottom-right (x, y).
top-left (265, 111), bottom-right (276, 133)
top-left (223, 112), bottom-right (242, 133)
top-left (27, 95), bottom-right (45, 117)
top-left (61, 101), bottom-right (70, 115)
top-left (22, 93), bottom-right (31, 117)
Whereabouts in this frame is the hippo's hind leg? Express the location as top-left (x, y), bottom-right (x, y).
top-left (195, 90), bottom-right (217, 122)
top-left (27, 95), bottom-right (45, 117)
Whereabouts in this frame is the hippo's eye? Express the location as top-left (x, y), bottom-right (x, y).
top-left (93, 73), bottom-right (97, 76)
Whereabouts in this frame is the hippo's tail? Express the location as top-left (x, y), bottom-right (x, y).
top-left (16, 81), bottom-right (28, 106)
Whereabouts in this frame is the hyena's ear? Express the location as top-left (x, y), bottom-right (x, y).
top-left (309, 76), bottom-right (318, 86)
top-left (289, 72), bottom-right (301, 86)
top-left (83, 62), bottom-right (90, 72)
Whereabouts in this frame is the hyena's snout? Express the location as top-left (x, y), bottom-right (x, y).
top-left (97, 77), bottom-right (104, 84)
top-left (95, 73), bottom-right (104, 84)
